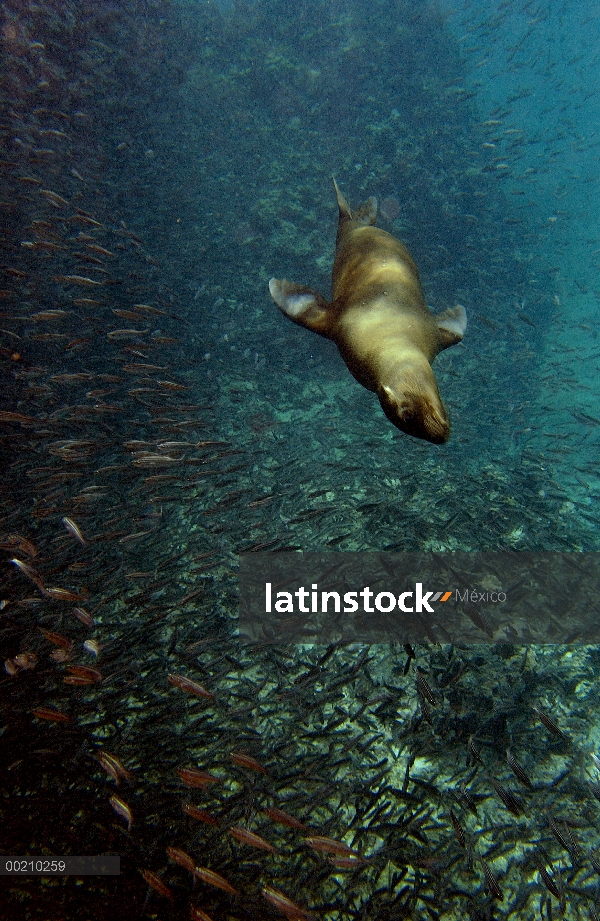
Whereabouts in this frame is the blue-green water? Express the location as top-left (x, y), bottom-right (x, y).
top-left (1, 0), bottom-right (600, 918)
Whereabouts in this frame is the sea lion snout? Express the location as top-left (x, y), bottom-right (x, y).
top-left (378, 364), bottom-right (450, 444)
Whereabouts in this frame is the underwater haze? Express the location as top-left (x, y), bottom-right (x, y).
top-left (2, 0), bottom-right (600, 918)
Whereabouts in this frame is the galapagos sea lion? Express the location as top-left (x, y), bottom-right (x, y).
top-left (269, 180), bottom-right (467, 444)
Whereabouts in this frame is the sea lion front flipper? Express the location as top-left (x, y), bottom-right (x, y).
top-left (435, 303), bottom-right (467, 351)
top-left (269, 278), bottom-right (332, 336)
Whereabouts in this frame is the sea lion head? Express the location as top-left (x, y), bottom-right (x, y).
top-left (377, 356), bottom-right (450, 444)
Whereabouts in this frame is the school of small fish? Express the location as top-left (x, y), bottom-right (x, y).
top-left (2, 0), bottom-right (600, 919)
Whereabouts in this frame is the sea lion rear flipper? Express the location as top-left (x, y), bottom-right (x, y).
top-left (333, 178), bottom-right (377, 226)
top-left (269, 278), bottom-right (332, 335)
top-left (435, 303), bottom-right (467, 350)
top-left (354, 196), bottom-right (378, 225)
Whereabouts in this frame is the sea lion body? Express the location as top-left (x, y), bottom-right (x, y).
top-left (269, 180), bottom-right (466, 443)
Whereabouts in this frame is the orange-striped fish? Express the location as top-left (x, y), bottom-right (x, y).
top-left (83, 639), bottom-right (101, 656)
top-left (182, 804), bottom-right (219, 826)
top-left (230, 751), bottom-right (268, 774)
top-left (96, 751), bottom-right (132, 786)
top-left (61, 516), bottom-right (86, 545)
top-left (190, 907), bottom-right (215, 921)
top-left (107, 328), bottom-right (149, 340)
top-left (39, 629), bottom-right (73, 650)
top-left (31, 310), bottom-right (70, 323)
top-left (0, 412), bottom-right (36, 424)
top-left (168, 674), bottom-right (214, 699)
top-left (177, 767), bottom-right (220, 789)
top-left (262, 885), bottom-right (310, 920)
top-left (181, 803), bottom-right (219, 828)
top-left (1, 534), bottom-right (37, 557)
top-left (139, 868), bottom-right (173, 899)
top-left (157, 380), bottom-right (188, 391)
top-left (39, 188), bottom-right (69, 207)
top-left (132, 303), bottom-right (168, 315)
top-left (193, 866), bottom-right (239, 896)
top-left (10, 558), bottom-right (45, 590)
top-left (327, 854), bottom-right (370, 868)
top-left (109, 795), bottom-right (132, 831)
top-left (63, 675), bottom-right (95, 686)
top-left (53, 274), bottom-right (103, 286)
top-left (32, 706), bottom-right (72, 723)
top-left (86, 244), bottom-right (115, 256)
top-left (65, 665), bottom-right (102, 682)
top-left (166, 847), bottom-right (195, 873)
top-left (72, 606), bottom-right (94, 627)
top-left (112, 309), bottom-right (145, 321)
top-left (303, 835), bottom-right (361, 857)
top-left (263, 806), bottom-right (309, 831)
top-left (68, 214), bottom-right (104, 228)
top-left (38, 130), bottom-right (69, 141)
top-left (44, 586), bottom-right (88, 602)
top-left (229, 826), bottom-right (278, 854)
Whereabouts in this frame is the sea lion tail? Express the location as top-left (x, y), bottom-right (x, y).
top-left (333, 177), bottom-right (377, 226)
